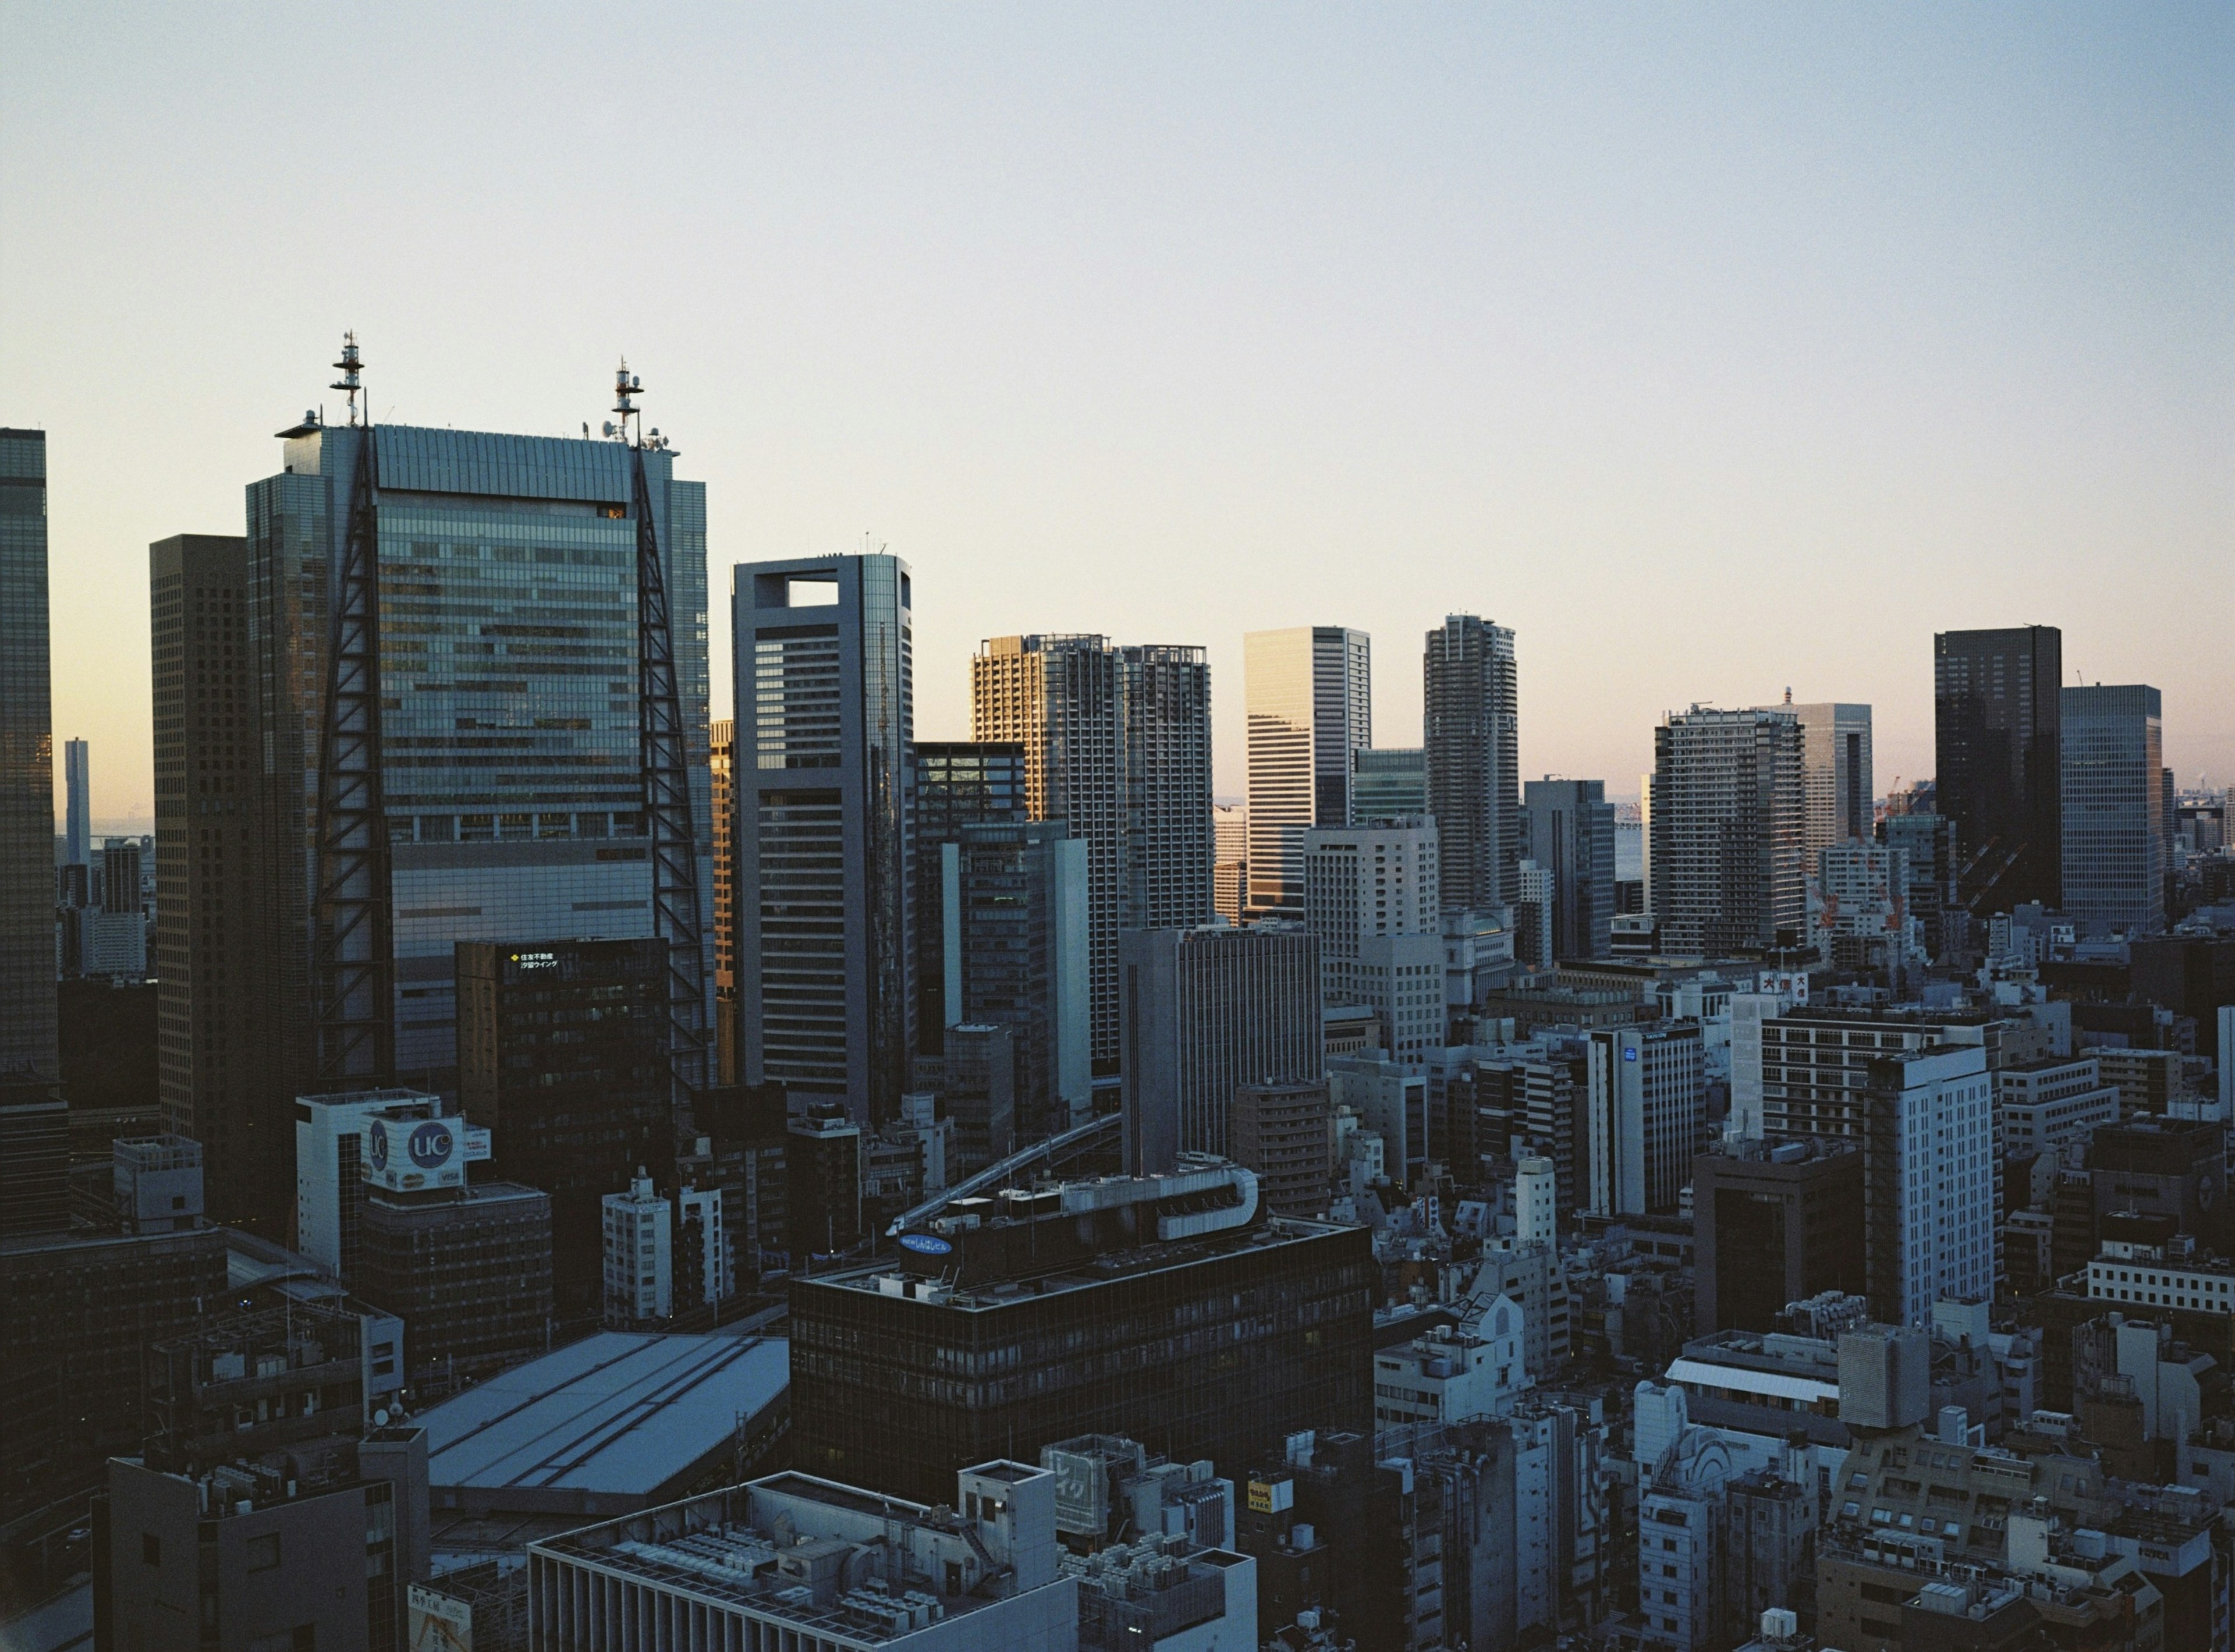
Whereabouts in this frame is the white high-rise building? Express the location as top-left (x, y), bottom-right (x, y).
top-left (1516, 1155), bottom-right (1557, 1249)
top-left (1869, 1045), bottom-right (1996, 1328)
top-left (1782, 700), bottom-right (1874, 873)
top-left (1584, 1023), bottom-right (1704, 1217)
top-left (603, 1169), bottom-right (673, 1324)
top-left (1245, 626), bottom-right (1371, 917)
top-left (294, 1089), bottom-right (487, 1278)
top-left (1303, 816), bottom-right (1438, 1005)
top-left (1355, 931), bottom-right (1449, 1069)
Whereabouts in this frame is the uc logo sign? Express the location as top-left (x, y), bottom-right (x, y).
top-left (366, 1122), bottom-right (391, 1170)
top-left (408, 1122), bottom-right (455, 1168)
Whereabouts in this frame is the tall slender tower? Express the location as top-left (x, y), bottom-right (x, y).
top-left (2060, 685), bottom-right (2165, 937)
top-left (1521, 778), bottom-right (1617, 960)
top-left (1935, 626), bottom-right (2061, 914)
top-left (1785, 701), bottom-right (1873, 870)
top-left (1424, 615), bottom-right (1519, 914)
top-left (63, 739), bottom-right (90, 868)
top-left (1119, 644), bottom-right (1215, 932)
top-left (973, 636), bottom-right (1123, 1065)
top-left (1244, 626), bottom-right (1370, 917)
top-left (735, 554), bottom-right (912, 1121)
top-left (0, 428), bottom-right (56, 1084)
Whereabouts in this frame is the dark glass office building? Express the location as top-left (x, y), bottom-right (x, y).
top-left (911, 741), bottom-right (1024, 1062)
top-left (1, 428), bottom-right (56, 1084)
top-left (456, 937), bottom-right (672, 1318)
top-left (789, 1167), bottom-right (1374, 1505)
top-left (1934, 625), bottom-right (2061, 914)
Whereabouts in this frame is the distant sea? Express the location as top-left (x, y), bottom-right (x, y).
top-left (1616, 820), bottom-right (1643, 881)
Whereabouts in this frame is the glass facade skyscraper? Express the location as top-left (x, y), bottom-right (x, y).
top-left (2060, 683), bottom-right (2165, 937)
top-left (0, 428), bottom-right (56, 1084)
top-left (733, 554), bottom-right (912, 1122)
top-left (1935, 625), bottom-right (2062, 914)
top-left (1244, 626), bottom-right (1370, 917)
top-left (1521, 777), bottom-right (1617, 961)
top-left (911, 741), bottom-right (1025, 1062)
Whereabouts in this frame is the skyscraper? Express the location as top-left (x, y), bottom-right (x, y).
top-left (1351, 747), bottom-right (1427, 821)
top-left (1120, 924), bottom-right (1321, 1171)
top-left (1303, 816), bottom-right (1439, 1006)
top-left (150, 534), bottom-right (276, 1224)
top-left (710, 717), bottom-right (736, 1083)
top-left (1935, 625), bottom-right (2062, 914)
top-left (1648, 707), bottom-right (1805, 956)
top-left (0, 427), bottom-right (56, 1083)
top-left (1785, 701), bottom-right (1872, 869)
top-left (911, 740), bottom-right (1026, 1062)
top-left (1424, 616), bottom-right (1520, 914)
top-left (2060, 684), bottom-right (2165, 937)
top-left (1244, 626), bottom-right (1370, 917)
top-left (1861, 1047), bottom-right (1995, 1328)
top-left (734, 554), bottom-right (911, 1122)
top-left (1520, 778), bottom-right (1617, 961)
top-left (1879, 809), bottom-right (1957, 961)
top-left (1119, 643), bottom-right (1215, 931)
top-left (63, 738), bottom-right (90, 868)
top-left (225, 385), bottom-right (713, 1231)
top-left (972, 635), bottom-right (1125, 1062)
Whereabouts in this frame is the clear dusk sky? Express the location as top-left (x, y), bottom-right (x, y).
top-left (3, 5), bottom-right (2229, 823)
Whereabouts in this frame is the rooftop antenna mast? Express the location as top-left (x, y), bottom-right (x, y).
top-left (615, 357), bottom-right (707, 1111)
top-left (332, 332), bottom-right (364, 427)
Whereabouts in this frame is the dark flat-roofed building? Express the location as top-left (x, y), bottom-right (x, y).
top-left (790, 1158), bottom-right (1373, 1504)
top-left (1693, 1135), bottom-right (1864, 1334)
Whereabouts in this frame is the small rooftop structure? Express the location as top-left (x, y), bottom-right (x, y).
top-left (419, 1332), bottom-right (787, 1520)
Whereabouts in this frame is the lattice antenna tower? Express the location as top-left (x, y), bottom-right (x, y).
top-left (331, 332), bottom-right (364, 427)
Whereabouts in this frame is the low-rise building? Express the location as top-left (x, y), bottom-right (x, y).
top-left (1372, 1305), bottom-right (1527, 1428)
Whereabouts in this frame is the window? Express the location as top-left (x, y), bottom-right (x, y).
top-left (247, 1533), bottom-right (280, 1571)
top-left (142, 1532), bottom-right (160, 1565)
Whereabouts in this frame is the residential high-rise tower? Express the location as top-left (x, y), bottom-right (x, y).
top-left (1244, 626), bottom-right (1370, 917)
top-left (1424, 616), bottom-right (1520, 914)
top-left (1648, 707), bottom-right (1805, 956)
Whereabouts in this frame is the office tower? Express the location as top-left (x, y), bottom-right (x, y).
top-left (1234, 1079), bottom-right (1334, 1216)
top-left (603, 1169), bottom-right (673, 1324)
top-left (941, 820), bottom-right (1091, 1141)
top-left (2061, 684), bottom-right (2166, 936)
top-left (148, 534), bottom-right (276, 1225)
top-left (99, 1427), bottom-right (430, 1652)
top-left (1861, 1047), bottom-right (1994, 1327)
top-left (689, 1082), bottom-right (790, 1283)
top-left (787, 1100), bottom-right (863, 1261)
top-left (1733, 999), bottom-right (2045, 1143)
top-left (709, 716), bottom-right (735, 1083)
top-left (1353, 746), bottom-right (1428, 821)
top-left (1212, 801), bottom-right (1247, 924)
top-left (1649, 707), bottom-right (1805, 955)
top-left (1514, 862), bottom-right (1555, 967)
top-left (791, 1160), bottom-right (1372, 1503)
top-left (63, 738), bottom-right (90, 867)
top-left (1691, 1137), bottom-right (1864, 1332)
top-left (1303, 816), bottom-right (1439, 1005)
top-left (1354, 933), bottom-right (1449, 1068)
top-left (973, 634), bottom-right (1123, 1064)
top-left (1521, 778), bottom-right (1617, 960)
top-left (1584, 1022), bottom-right (1704, 1216)
top-left (1935, 625), bottom-right (2063, 913)
top-left (913, 1021), bottom-right (1016, 1175)
top-left (527, 1460), bottom-right (1085, 1650)
top-left (360, 1172), bottom-right (551, 1392)
top-left (1119, 643), bottom-right (1216, 930)
top-left (1784, 701), bottom-right (1872, 866)
top-left (733, 554), bottom-right (909, 1119)
top-left (1424, 616), bottom-right (1521, 913)
top-left (1244, 627), bottom-right (1370, 917)
top-left (294, 1089), bottom-right (486, 1279)
top-left (455, 938), bottom-right (672, 1318)
top-left (1, 427), bottom-right (55, 1084)
top-left (1119, 925), bottom-right (1321, 1171)
top-left (1879, 809), bottom-right (1957, 960)
top-left (234, 394), bottom-right (711, 1207)
top-left (912, 740), bottom-right (1026, 1061)
top-left (1996, 1055), bottom-right (2119, 1164)
top-left (1329, 1052), bottom-right (1431, 1185)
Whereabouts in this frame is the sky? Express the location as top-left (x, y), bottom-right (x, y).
top-left (4, 4), bottom-right (2229, 824)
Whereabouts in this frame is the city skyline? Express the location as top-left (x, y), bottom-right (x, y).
top-left (4, 8), bottom-right (2228, 818)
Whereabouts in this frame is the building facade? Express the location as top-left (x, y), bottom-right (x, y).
top-left (1649, 707), bottom-right (1805, 956)
top-left (1244, 626), bottom-right (1371, 918)
top-left (1425, 616), bottom-right (1521, 913)
top-left (2061, 683), bottom-right (2166, 936)
top-left (911, 740), bottom-right (1026, 1062)
top-left (1786, 701), bottom-right (1873, 873)
top-left (1691, 1137), bottom-right (1864, 1333)
top-left (1521, 778), bottom-right (1617, 962)
top-left (735, 554), bottom-right (910, 1119)
top-left (1936, 625), bottom-right (2063, 914)
top-left (1, 428), bottom-right (55, 1083)
top-left (1119, 925), bottom-right (1322, 1171)
top-left (1584, 1022), bottom-right (1704, 1217)
top-left (1303, 816), bottom-right (1439, 1007)
top-left (1353, 746), bottom-right (1428, 822)
top-left (1119, 643), bottom-right (1216, 933)
top-left (1861, 1046), bottom-right (1995, 1328)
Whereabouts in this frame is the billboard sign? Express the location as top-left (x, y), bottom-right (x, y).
top-left (899, 1232), bottom-right (953, 1257)
top-left (366, 1115), bottom-right (470, 1192)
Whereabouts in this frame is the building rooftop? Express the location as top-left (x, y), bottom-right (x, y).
top-left (420, 1332), bottom-right (787, 1509)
